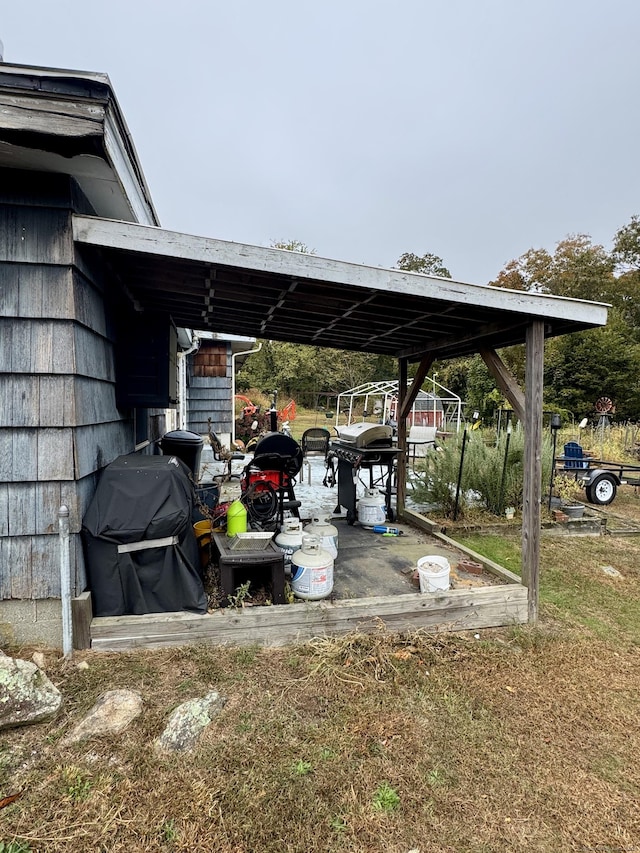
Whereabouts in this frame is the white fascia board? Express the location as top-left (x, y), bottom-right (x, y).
top-left (72, 215), bottom-right (609, 328)
top-left (103, 112), bottom-right (157, 226)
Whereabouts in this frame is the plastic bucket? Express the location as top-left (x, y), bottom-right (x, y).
top-left (417, 555), bottom-right (450, 593)
top-left (193, 520), bottom-right (212, 569)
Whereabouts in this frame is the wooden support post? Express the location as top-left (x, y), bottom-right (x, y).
top-left (396, 358), bottom-right (408, 515)
top-left (522, 321), bottom-right (544, 622)
top-left (71, 591), bottom-right (93, 650)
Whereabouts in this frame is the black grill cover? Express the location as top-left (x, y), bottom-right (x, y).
top-left (82, 454), bottom-right (207, 617)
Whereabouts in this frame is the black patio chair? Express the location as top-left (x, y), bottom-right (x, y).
top-left (301, 427), bottom-right (331, 484)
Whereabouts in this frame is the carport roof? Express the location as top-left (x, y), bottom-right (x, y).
top-left (74, 214), bottom-right (608, 361)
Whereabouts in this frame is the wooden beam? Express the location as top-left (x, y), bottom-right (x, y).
top-left (396, 358), bottom-right (408, 515)
top-left (522, 321), bottom-right (544, 622)
top-left (398, 354), bottom-right (435, 422)
top-left (73, 215), bottom-right (609, 328)
top-left (90, 585), bottom-right (529, 651)
top-left (480, 348), bottom-right (526, 424)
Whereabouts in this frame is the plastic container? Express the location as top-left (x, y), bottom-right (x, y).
top-left (226, 499), bottom-right (247, 537)
top-left (303, 517), bottom-right (338, 560)
top-left (193, 520), bottom-right (212, 569)
top-left (192, 482), bottom-right (219, 523)
top-left (358, 488), bottom-right (386, 528)
top-left (291, 535), bottom-right (334, 600)
top-left (275, 519), bottom-right (304, 568)
top-left (417, 555), bottom-right (450, 593)
top-left (159, 429), bottom-right (204, 477)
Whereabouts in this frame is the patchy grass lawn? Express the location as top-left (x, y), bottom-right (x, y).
top-left (3, 491), bottom-right (640, 851)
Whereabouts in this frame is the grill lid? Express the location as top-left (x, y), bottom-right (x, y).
top-left (334, 423), bottom-right (393, 448)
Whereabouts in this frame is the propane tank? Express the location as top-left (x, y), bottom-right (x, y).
top-left (275, 518), bottom-right (304, 569)
top-left (290, 535), bottom-right (334, 600)
top-left (357, 488), bottom-right (386, 529)
top-left (303, 516), bottom-right (338, 560)
top-left (226, 499), bottom-right (247, 536)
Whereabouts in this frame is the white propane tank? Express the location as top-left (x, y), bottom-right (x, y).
top-left (358, 488), bottom-right (386, 528)
top-left (275, 518), bottom-right (304, 569)
top-left (290, 535), bottom-right (334, 600)
top-left (303, 517), bottom-right (338, 560)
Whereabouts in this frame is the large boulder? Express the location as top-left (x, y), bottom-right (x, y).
top-left (0, 651), bottom-right (62, 730)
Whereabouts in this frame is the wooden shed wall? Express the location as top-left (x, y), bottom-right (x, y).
top-left (187, 342), bottom-right (233, 435)
top-left (0, 169), bottom-right (137, 600)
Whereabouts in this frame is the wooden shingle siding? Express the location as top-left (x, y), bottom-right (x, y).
top-left (1, 170), bottom-right (136, 601)
top-left (37, 429), bottom-right (75, 480)
top-left (0, 205), bottom-right (74, 265)
top-left (0, 319), bottom-right (75, 373)
top-left (187, 342), bottom-right (234, 434)
top-left (73, 422), bottom-right (133, 480)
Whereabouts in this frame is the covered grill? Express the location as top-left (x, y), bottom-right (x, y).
top-left (82, 455), bottom-right (207, 617)
top-left (329, 425), bottom-right (399, 525)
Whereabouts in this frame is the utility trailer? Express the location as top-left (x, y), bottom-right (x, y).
top-left (554, 453), bottom-right (640, 505)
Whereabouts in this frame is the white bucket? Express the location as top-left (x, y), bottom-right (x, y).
top-left (417, 555), bottom-right (450, 593)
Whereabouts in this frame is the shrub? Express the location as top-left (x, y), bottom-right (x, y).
top-left (411, 428), bottom-right (553, 518)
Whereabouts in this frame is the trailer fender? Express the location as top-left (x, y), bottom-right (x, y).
top-left (579, 468), bottom-right (621, 488)
top-left (581, 469), bottom-right (620, 506)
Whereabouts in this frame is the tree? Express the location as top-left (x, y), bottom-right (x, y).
top-left (486, 233), bottom-right (640, 418)
top-left (613, 215), bottom-right (640, 271)
top-left (271, 239), bottom-right (316, 253)
top-left (491, 235), bottom-right (615, 302)
top-left (395, 252), bottom-right (451, 278)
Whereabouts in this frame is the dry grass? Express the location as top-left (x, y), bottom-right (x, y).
top-left (2, 623), bottom-right (639, 852)
top-left (4, 444), bottom-right (640, 851)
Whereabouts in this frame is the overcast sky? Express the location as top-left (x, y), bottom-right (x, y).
top-left (2, 1), bottom-right (639, 283)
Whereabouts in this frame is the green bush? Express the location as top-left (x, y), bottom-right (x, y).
top-left (412, 428), bottom-right (553, 518)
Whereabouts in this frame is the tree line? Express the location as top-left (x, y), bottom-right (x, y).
top-left (237, 221), bottom-right (640, 423)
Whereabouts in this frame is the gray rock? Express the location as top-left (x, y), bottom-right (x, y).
top-left (0, 652), bottom-right (62, 730)
top-left (61, 689), bottom-right (143, 745)
top-left (154, 691), bottom-right (226, 754)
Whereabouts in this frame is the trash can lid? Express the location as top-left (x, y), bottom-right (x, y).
top-left (161, 429), bottom-right (204, 446)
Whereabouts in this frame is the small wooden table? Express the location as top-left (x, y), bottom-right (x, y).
top-left (212, 533), bottom-right (286, 605)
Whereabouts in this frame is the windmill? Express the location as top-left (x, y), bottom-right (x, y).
top-left (594, 396), bottom-right (614, 431)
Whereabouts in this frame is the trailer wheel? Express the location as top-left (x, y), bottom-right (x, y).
top-left (585, 473), bottom-right (617, 505)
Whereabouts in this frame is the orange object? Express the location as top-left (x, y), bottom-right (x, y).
top-left (234, 394), bottom-right (258, 416)
top-left (193, 520), bottom-right (212, 569)
top-left (279, 399), bottom-right (297, 421)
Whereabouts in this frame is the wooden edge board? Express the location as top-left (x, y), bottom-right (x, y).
top-left (90, 586), bottom-right (528, 650)
top-left (398, 508), bottom-right (523, 585)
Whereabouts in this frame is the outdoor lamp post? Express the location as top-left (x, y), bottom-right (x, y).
top-left (548, 414), bottom-right (562, 509)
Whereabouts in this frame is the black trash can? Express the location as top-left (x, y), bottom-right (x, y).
top-left (159, 429), bottom-right (204, 477)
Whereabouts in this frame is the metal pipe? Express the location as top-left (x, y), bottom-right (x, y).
top-left (453, 429), bottom-right (468, 521)
top-left (177, 333), bottom-right (200, 431)
top-left (59, 505), bottom-right (72, 658)
top-left (498, 424), bottom-right (512, 515)
top-left (231, 341), bottom-right (262, 445)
